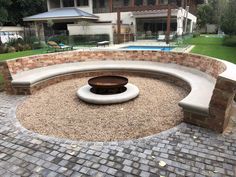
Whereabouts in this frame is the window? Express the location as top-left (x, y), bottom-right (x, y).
top-left (49, 0), bottom-right (60, 9)
top-left (160, 0), bottom-right (168, 5)
top-left (99, 0), bottom-right (105, 7)
top-left (123, 0), bottom-right (130, 6)
top-left (147, 0), bottom-right (156, 5)
top-left (77, 0), bottom-right (89, 6)
top-left (93, 0), bottom-right (97, 8)
top-left (63, 0), bottom-right (74, 7)
top-left (169, 0), bottom-right (177, 5)
top-left (135, 0), bottom-right (143, 6)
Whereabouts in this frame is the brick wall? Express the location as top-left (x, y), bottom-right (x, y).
top-left (5, 50), bottom-right (226, 78)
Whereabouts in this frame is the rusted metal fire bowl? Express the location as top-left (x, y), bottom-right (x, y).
top-left (88, 75), bottom-right (128, 95)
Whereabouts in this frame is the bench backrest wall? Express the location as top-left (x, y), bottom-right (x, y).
top-left (4, 50), bottom-right (226, 78)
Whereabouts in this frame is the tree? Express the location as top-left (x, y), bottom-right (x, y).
top-left (210, 0), bottom-right (228, 28)
top-left (0, 0), bottom-right (12, 24)
top-left (221, 0), bottom-right (236, 35)
top-left (0, 0), bottom-right (46, 26)
top-left (196, 4), bottom-right (214, 29)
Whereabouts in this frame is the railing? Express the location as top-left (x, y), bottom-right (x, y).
top-left (93, 4), bottom-right (178, 13)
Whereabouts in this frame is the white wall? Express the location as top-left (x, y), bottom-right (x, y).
top-left (68, 23), bottom-right (114, 42)
top-left (0, 26), bottom-right (24, 32)
top-left (177, 8), bottom-right (197, 35)
top-left (95, 12), bottom-right (135, 25)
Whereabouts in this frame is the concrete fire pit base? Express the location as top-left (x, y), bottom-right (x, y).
top-left (77, 83), bottom-right (139, 104)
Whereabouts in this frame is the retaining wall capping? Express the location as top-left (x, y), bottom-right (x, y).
top-left (0, 50), bottom-right (235, 133)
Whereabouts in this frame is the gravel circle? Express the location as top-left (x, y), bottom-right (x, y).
top-left (17, 76), bottom-right (188, 142)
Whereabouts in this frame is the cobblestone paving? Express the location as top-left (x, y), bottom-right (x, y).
top-left (0, 92), bottom-right (236, 177)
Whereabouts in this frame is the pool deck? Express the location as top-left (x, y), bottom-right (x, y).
top-left (74, 40), bottom-right (193, 53)
top-left (0, 92), bottom-right (236, 176)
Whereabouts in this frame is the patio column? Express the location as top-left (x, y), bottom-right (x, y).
top-left (109, 0), bottom-right (113, 12)
top-left (60, 0), bottom-right (63, 8)
top-left (131, 0), bottom-right (135, 7)
top-left (166, 5), bottom-right (171, 44)
top-left (47, 0), bottom-right (51, 10)
top-left (117, 9), bottom-right (121, 44)
top-left (177, 9), bottom-right (183, 35)
top-left (184, 6), bottom-right (189, 34)
top-left (156, 0), bottom-right (159, 5)
top-left (35, 22), bottom-right (45, 41)
top-left (181, 0), bottom-right (184, 7)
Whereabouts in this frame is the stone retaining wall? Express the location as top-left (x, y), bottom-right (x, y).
top-left (0, 50), bottom-right (234, 133)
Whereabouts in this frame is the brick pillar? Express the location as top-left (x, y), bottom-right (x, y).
top-left (209, 76), bottom-right (236, 132)
top-left (0, 62), bottom-right (14, 94)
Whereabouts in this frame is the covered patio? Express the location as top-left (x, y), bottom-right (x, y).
top-left (23, 7), bottom-right (99, 40)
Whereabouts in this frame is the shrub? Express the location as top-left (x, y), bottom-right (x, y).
top-left (23, 44), bottom-right (31, 51)
top-left (0, 45), bottom-right (8, 54)
top-left (223, 35), bottom-right (236, 47)
top-left (47, 34), bottom-right (110, 46)
top-left (7, 46), bottom-right (16, 53)
top-left (70, 34), bottom-right (110, 45)
top-left (47, 35), bottom-right (69, 45)
top-left (193, 32), bottom-right (200, 38)
top-left (7, 38), bottom-right (24, 46)
top-left (14, 43), bottom-right (24, 51)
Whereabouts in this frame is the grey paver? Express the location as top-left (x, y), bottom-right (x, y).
top-left (0, 92), bottom-right (235, 177)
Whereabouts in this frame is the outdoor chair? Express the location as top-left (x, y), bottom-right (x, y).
top-left (47, 41), bottom-right (73, 52)
top-left (97, 41), bottom-right (110, 47)
top-left (157, 35), bottom-right (166, 41)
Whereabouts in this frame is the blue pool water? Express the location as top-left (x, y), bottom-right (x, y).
top-left (122, 46), bottom-right (174, 51)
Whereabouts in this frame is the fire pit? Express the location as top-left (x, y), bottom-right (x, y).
top-left (88, 75), bottom-right (128, 94)
top-left (77, 75), bottom-right (139, 104)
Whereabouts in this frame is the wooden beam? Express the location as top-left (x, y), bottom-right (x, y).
top-left (113, 4), bottom-right (177, 12)
top-left (109, 0), bottom-right (113, 12)
top-left (131, 0), bottom-right (135, 7)
top-left (156, 0), bottom-right (159, 5)
top-left (166, 5), bottom-right (171, 44)
top-left (117, 9), bottom-right (121, 44)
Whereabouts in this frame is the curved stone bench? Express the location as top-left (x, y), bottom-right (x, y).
top-left (11, 60), bottom-right (215, 115)
top-left (1, 50), bottom-right (236, 133)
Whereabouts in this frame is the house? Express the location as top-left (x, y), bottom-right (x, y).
top-left (23, 0), bottom-right (204, 43)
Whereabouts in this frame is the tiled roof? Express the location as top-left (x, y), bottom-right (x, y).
top-left (23, 7), bottom-right (98, 21)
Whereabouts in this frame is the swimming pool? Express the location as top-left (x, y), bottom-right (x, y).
top-left (122, 45), bottom-right (174, 51)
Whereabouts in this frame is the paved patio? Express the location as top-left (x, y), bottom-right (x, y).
top-left (0, 92), bottom-right (236, 177)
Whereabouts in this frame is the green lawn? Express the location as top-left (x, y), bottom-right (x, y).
top-left (0, 49), bottom-right (48, 85)
top-left (184, 36), bottom-right (236, 63)
top-left (0, 49), bottom-right (47, 61)
top-left (0, 38), bottom-right (236, 87)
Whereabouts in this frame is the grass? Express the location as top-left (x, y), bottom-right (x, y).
top-left (0, 49), bottom-right (47, 61)
top-left (0, 49), bottom-right (48, 87)
top-left (184, 36), bottom-right (236, 63)
top-left (0, 38), bottom-right (236, 88)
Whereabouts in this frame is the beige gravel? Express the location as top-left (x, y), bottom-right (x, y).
top-left (17, 76), bottom-right (188, 142)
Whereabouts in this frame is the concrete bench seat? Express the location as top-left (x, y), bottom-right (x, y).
top-left (11, 60), bottom-right (215, 115)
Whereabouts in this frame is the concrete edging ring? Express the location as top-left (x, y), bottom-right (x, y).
top-left (77, 83), bottom-right (139, 104)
